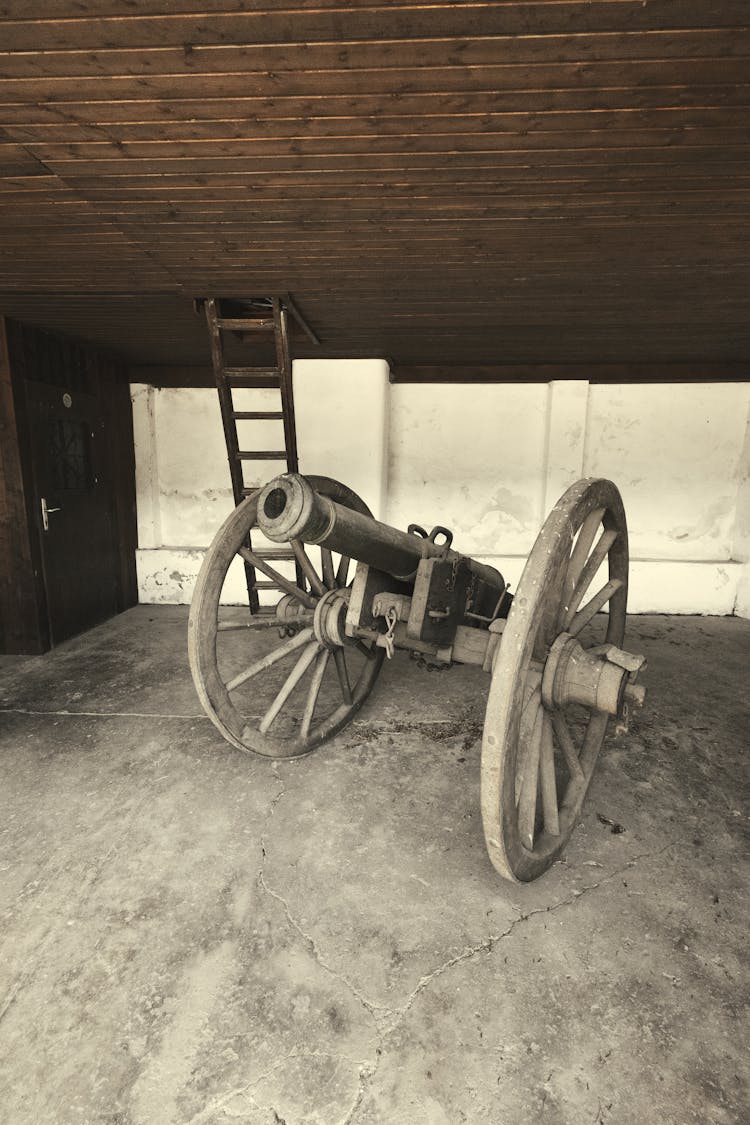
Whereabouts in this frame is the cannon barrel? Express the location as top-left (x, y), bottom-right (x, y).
top-left (257, 473), bottom-right (506, 592)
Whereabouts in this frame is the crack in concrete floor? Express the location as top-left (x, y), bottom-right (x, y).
top-left (339, 842), bottom-right (681, 1125)
top-left (236, 724), bottom-right (689, 1125)
top-left (185, 1048), bottom-right (360, 1125)
top-left (253, 809), bottom-right (680, 1125)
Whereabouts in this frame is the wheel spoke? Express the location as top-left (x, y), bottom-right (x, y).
top-left (225, 627), bottom-right (314, 692)
top-left (290, 540), bottom-right (326, 597)
top-left (259, 640), bottom-right (321, 734)
top-left (355, 639), bottom-right (377, 660)
top-left (300, 648), bottom-right (330, 738)
top-left (238, 546), bottom-right (317, 610)
top-left (332, 647), bottom-right (353, 705)
top-left (569, 578), bottom-right (624, 637)
top-left (518, 704), bottom-right (543, 847)
top-left (516, 683), bottom-right (541, 804)
top-left (539, 713), bottom-right (560, 836)
top-left (551, 711), bottom-right (585, 782)
top-left (321, 547), bottom-right (336, 589)
top-left (336, 554), bottom-right (351, 587)
top-left (563, 528), bottom-right (619, 629)
top-left (522, 671), bottom-right (542, 714)
top-left (578, 710), bottom-right (610, 777)
top-left (561, 508), bottom-right (606, 614)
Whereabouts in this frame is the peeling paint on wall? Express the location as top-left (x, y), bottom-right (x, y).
top-left (387, 383), bottom-right (546, 556)
top-left (585, 383), bottom-right (750, 562)
top-left (481, 486), bottom-right (534, 527)
top-left (669, 498), bottom-right (734, 543)
top-left (136, 549), bottom-right (275, 606)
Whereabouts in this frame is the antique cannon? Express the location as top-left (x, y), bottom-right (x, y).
top-left (189, 473), bottom-right (646, 882)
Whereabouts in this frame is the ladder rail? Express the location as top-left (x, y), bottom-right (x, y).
top-left (206, 297), bottom-right (260, 612)
top-left (206, 298), bottom-right (246, 509)
top-left (273, 298), bottom-right (299, 475)
top-left (274, 300), bottom-right (303, 584)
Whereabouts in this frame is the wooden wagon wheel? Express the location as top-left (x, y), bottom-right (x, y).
top-left (189, 476), bottom-right (384, 759)
top-left (481, 478), bottom-right (629, 882)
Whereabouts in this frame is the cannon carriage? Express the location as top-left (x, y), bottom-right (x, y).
top-left (189, 472), bottom-right (645, 882)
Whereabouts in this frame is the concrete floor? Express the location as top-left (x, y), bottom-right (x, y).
top-left (0, 607), bottom-right (747, 1125)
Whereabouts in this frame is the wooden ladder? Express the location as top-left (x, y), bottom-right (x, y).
top-left (205, 296), bottom-right (301, 613)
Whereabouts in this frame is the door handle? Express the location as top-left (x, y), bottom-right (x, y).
top-left (41, 497), bottom-right (61, 532)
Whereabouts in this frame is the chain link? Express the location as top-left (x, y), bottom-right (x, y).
top-left (383, 606), bottom-right (398, 659)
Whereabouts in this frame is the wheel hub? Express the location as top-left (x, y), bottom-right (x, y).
top-left (541, 632), bottom-right (646, 718)
top-left (313, 588), bottom-right (351, 648)
top-left (274, 593), bottom-right (313, 633)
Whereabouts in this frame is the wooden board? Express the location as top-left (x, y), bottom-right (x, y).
top-left (0, 2), bottom-right (748, 370)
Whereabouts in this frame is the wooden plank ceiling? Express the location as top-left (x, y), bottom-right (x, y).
top-left (0, 0), bottom-right (748, 372)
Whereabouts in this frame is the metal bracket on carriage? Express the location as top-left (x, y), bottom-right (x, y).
top-left (541, 633), bottom-right (647, 737)
top-left (371, 593), bottom-right (411, 659)
top-left (407, 523), bottom-right (454, 553)
top-left (369, 591), bottom-right (454, 664)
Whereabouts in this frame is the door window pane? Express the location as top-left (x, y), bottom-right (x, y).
top-left (48, 419), bottom-right (93, 490)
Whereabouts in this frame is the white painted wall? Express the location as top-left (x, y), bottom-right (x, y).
top-left (733, 407), bottom-right (750, 618)
top-left (132, 383), bottom-right (235, 602)
top-left (294, 358), bottom-right (390, 520)
top-left (131, 371), bottom-right (750, 616)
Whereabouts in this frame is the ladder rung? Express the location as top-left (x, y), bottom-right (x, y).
top-left (250, 548), bottom-right (295, 560)
top-left (253, 581), bottom-right (285, 590)
top-left (224, 366), bottom-right (279, 378)
top-left (236, 450), bottom-right (287, 460)
top-left (226, 377), bottom-right (279, 389)
top-left (224, 366), bottom-right (280, 382)
top-left (217, 317), bottom-right (275, 330)
top-left (232, 411), bottom-right (284, 420)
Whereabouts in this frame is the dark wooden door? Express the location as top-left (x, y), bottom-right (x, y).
top-left (29, 380), bottom-right (119, 645)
